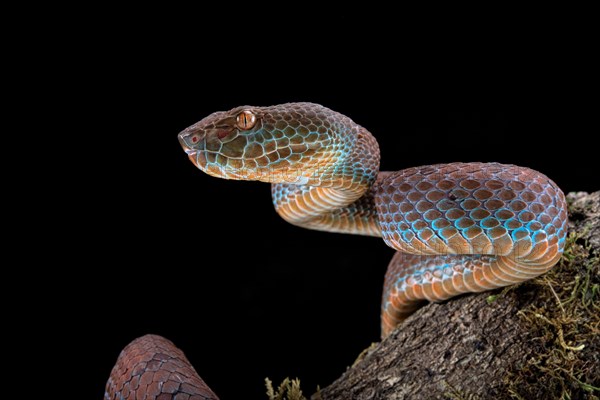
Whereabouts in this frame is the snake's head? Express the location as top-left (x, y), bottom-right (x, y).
top-left (178, 103), bottom-right (349, 184)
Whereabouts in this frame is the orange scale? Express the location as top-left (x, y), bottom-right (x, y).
top-left (424, 209), bottom-right (443, 221)
top-left (399, 202), bottom-right (413, 212)
top-left (518, 211), bottom-right (536, 223)
top-left (469, 233), bottom-right (494, 255)
top-left (436, 180), bottom-right (456, 190)
top-left (426, 190), bottom-right (446, 202)
top-left (437, 199), bottom-right (458, 211)
top-left (497, 171), bottom-right (516, 181)
top-left (390, 231), bottom-right (401, 244)
top-left (509, 181), bottom-right (526, 191)
top-left (398, 183), bottom-right (412, 192)
top-left (485, 179), bottom-right (505, 190)
top-left (533, 231), bottom-right (547, 242)
top-left (384, 307), bottom-right (404, 325)
top-left (559, 209), bottom-right (568, 220)
top-left (473, 189), bottom-right (494, 200)
top-left (547, 206), bottom-right (559, 217)
top-left (446, 234), bottom-right (472, 254)
top-left (505, 219), bottom-right (523, 230)
top-left (547, 235), bottom-right (559, 247)
top-left (485, 199), bottom-right (505, 210)
top-left (521, 191), bottom-right (536, 202)
top-left (511, 239), bottom-right (533, 259)
top-left (432, 218), bottom-right (452, 230)
top-left (416, 200), bottom-right (434, 213)
top-left (472, 267), bottom-right (498, 290)
top-left (481, 218), bottom-right (501, 229)
top-left (485, 261), bottom-right (517, 285)
top-left (456, 217), bottom-right (476, 229)
top-left (525, 240), bottom-right (550, 262)
top-left (529, 183), bottom-right (544, 193)
top-left (405, 284), bottom-right (424, 301)
top-left (488, 226), bottom-right (508, 240)
top-left (539, 194), bottom-right (553, 206)
top-left (407, 191), bottom-right (424, 202)
top-left (416, 181), bottom-right (434, 191)
top-left (451, 271), bottom-right (468, 292)
top-left (408, 237), bottom-right (437, 255)
top-left (529, 203), bottom-right (545, 214)
top-left (443, 266), bottom-right (455, 277)
top-left (284, 202), bottom-right (301, 216)
top-left (470, 208), bottom-right (491, 220)
top-left (405, 211), bottom-right (421, 222)
top-left (446, 208), bottom-right (466, 220)
top-left (413, 220), bottom-right (429, 231)
top-left (491, 234), bottom-right (514, 256)
top-left (461, 199), bottom-right (482, 211)
top-left (495, 256), bottom-right (527, 280)
top-left (498, 189), bottom-right (517, 201)
top-left (442, 277), bottom-right (463, 297)
top-left (440, 226), bottom-right (459, 240)
top-left (460, 179), bottom-right (482, 190)
top-left (424, 235), bottom-right (449, 255)
top-left (381, 316), bottom-right (398, 337)
top-left (388, 298), bottom-right (406, 314)
top-left (462, 271), bottom-right (485, 292)
top-left (404, 275), bottom-right (417, 288)
top-left (416, 228), bottom-right (434, 244)
top-left (421, 282), bottom-right (437, 301)
top-left (452, 264), bottom-right (465, 273)
top-left (430, 279), bottom-right (450, 300)
top-left (534, 248), bottom-right (561, 268)
top-left (391, 291), bottom-right (412, 308)
top-left (510, 200), bottom-right (528, 212)
top-left (463, 225), bottom-right (484, 240)
top-left (552, 217), bottom-right (564, 229)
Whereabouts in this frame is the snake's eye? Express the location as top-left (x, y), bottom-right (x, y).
top-left (236, 110), bottom-right (256, 130)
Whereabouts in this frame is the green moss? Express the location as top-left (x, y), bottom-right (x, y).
top-left (486, 294), bottom-right (499, 304)
top-left (505, 231), bottom-right (600, 399)
top-left (444, 381), bottom-right (483, 400)
top-left (352, 342), bottom-right (378, 367)
top-left (265, 377), bottom-right (309, 400)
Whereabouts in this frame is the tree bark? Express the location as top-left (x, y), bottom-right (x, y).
top-left (316, 192), bottom-right (599, 400)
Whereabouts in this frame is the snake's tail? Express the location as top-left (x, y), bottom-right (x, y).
top-left (105, 334), bottom-right (219, 400)
top-left (380, 250), bottom-right (563, 338)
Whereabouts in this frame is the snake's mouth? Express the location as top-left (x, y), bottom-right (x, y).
top-left (185, 147), bottom-right (242, 180)
top-left (185, 147), bottom-right (208, 170)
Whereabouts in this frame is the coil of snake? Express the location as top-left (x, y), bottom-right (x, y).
top-left (105, 103), bottom-right (567, 399)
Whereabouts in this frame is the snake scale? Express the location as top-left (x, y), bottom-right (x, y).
top-left (105, 103), bottom-right (567, 399)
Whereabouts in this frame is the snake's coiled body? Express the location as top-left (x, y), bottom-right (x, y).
top-left (105, 335), bottom-right (218, 400)
top-left (106, 103), bottom-right (567, 399)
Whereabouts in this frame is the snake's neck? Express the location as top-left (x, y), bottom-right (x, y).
top-left (271, 125), bottom-right (383, 237)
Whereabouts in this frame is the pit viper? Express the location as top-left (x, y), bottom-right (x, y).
top-left (105, 103), bottom-right (567, 400)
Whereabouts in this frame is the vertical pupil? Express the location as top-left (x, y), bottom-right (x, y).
top-left (238, 111), bottom-right (254, 129)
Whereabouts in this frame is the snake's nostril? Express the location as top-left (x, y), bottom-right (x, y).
top-left (178, 130), bottom-right (204, 154)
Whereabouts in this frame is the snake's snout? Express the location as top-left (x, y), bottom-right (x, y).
top-left (178, 133), bottom-right (192, 153)
top-left (178, 129), bottom-right (205, 155)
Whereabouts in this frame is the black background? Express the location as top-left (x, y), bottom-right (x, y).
top-left (62, 13), bottom-right (598, 400)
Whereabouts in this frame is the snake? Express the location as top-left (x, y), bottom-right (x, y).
top-left (105, 103), bottom-right (567, 399)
